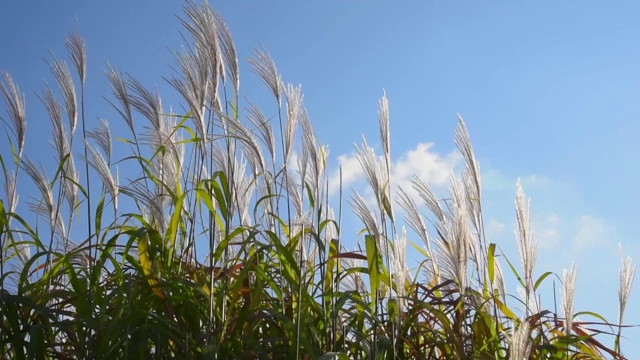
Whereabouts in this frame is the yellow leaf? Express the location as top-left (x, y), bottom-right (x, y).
top-left (139, 233), bottom-right (164, 299)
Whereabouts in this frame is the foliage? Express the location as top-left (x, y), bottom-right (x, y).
top-left (0, 2), bottom-right (635, 359)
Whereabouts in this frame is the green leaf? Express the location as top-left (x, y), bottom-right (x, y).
top-left (381, 187), bottom-right (394, 223)
top-left (165, 190), bottom-right (187, 264)
top-left (495, 297), bottom-right (517, 321)
top-left (573, 311), bottom-right (609, 324)
top-left (365, 234), bottom-right (381, 306)
top-left (500, 248), bottom-right (525, 288)
top-left (324, 239), bottom-right (339, 295)
top-left (138, 231), bottom-right (164, 299)
top-left (388, 297), bottom-right (399, 322)
top-left (534, 271), bottom-right (553, 291)
top-left (95, 196), bottom-right (105, 239)
top-left (211, 172), bottom-right (229, 223)
top-left (487, 243), bottom-right (496, 285)
top-left (27, 323), bottom-right (45, 360)
top-left (409, 240), bottom-right (429, 258)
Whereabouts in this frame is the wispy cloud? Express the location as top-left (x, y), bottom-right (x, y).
top-left (529, 212), bottom-right (609, 253)
top-left (486, 218), bottom-right (506, 240)
top-left (482, 170), bottom-right (552, 192)
top-left (573, 215), bottom-right (608, 251)
top-left (533, 213), bottom-right (561, 250)
top-left (525, 174), bottom-right (552, 187)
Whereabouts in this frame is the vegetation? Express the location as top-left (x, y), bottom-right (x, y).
top-left (0, 2), bottom-right (636, 359)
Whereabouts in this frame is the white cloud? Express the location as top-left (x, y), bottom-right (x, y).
top-left (328, 152), bottom-right (363, 195)
top-left (573, 215), bottom-right (608, 251)
top-left (486, 218), bottom-right (506, 240)
top-left (524, 174), bottom-right (552, 187)
top-left (546, 214), bottom-right (560, 223)
top-left (530, 213), bottom-right (610, 253)
top-left (539, 228), bottom-right (560, 249)
top-left (328, 142), bottom-right (460, 198)
top-left (390, 143), bottom-right (461, 192)
top-left (482, 170), bottom-right (554, 193)
top-left (327, 141), bottom-right (611, 259)
top-left (533, 213), bottom-right (561, 249)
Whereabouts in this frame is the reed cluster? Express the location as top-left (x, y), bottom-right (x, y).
top-left (0, 2), bottom-right (635, 359)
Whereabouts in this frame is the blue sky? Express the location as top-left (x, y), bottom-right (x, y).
top-left (2, 0), bottom-right (639, 353)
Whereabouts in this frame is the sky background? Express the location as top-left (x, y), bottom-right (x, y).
top-left (1, 0), bottom-right (639, 354)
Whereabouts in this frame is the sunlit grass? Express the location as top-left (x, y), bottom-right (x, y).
top-left (0, 2), bottom-right (636, 359)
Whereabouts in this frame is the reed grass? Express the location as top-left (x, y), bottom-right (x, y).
top-left (0, 2), bottom-right (636, 359)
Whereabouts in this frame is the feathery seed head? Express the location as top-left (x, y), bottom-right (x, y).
top-left (28, 201), bottom-right (67, 245)
top-left (168, 49), bottom-right (208, 144)
top-left (105, 65), bottom-right (135, 135)
top-left (124, 180), bottom-right (166, 233)
top-left (249, 46), bottom-right (283, 106)
top-left (22, 159), bottom-right (55, 227)
top-left (62, 156), bottom-right (79, 213)
top-left (350, 191), bottom-right (379, 242)
top-left (284, 84), bottom-right (303, 164)
top-left (0, 71), bottom-right (27, 157)
top-left (509, 321), bottom-right (532, 360)
top-left (0, 171), bottom-right (19, 215)
top-left (355, 137), bottom-right (385, 211)
top-left (235, 158), bottom-right (255, 226)
top-left (324, 207), bottom-right (337, 244)
top-left (392, 227), bottom-right (409, 306)
top-left (40, 82), bottom-right (79, 212)
top-left (87, 118), bottom-right (112, 164)
top-left (49, 56), bottom-right (77, 135)
top-left (300, 109), bottom-right (326, 200)
top-left (16, 242), bottom-right (31, 264)
top-left (515, 179), bottom-right (537, 301)
top-left (411, 176), bottom-right (444, 222)
top-left (430, 176), bottom-right (471, 294)
top-left (397, 186), bottom-right (431, 253)
top-left (618, 244), bottom-right (636, 326)
top-left (562, 262), bottom-right (577, 335)
top-left (455, 115), bottom-right (481, 205)
top-left (85, 140), bottom-right (119, 211)
top-left (212, 11), bottom-right (239, 94)
top-left (4, 170), bottom-right (18, 213)
top-left (342, 253), bottom-right (367, 293)
top-left (181, 1), bottom-right (225, 90)
top-left (286, 169), bottom-right (304, 219)
top-left (517, 286), bottom-right (540, 316)
top-left (215, 111), bottom-right (266, 175)
top-left (127, 77), bottom-right (164, 132)
top-left (247, 101), bottom-right (275, 163)
top-left (451, 176), bottom-right (470, 294)
top-left (377, 91), bottom-right (393, 222)
top-left (40, 85), bottom-right (70, 164)
top-left (378, 90), bottom-right (390, 172)
top-left (151, 125), bottom-right (184, 197)
top-left (65, 31), bottom-right (86, 86)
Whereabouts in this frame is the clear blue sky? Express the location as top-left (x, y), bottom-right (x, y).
top-left (2, 0), bottom-right (639, 353)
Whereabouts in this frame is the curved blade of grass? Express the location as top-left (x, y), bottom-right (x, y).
top-left (138, 231), bottom-right (164, 299)
top-left (365, 234), bottom-right (381, 308)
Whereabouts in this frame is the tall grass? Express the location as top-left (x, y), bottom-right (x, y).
top-left (0, 2), bottom-right (636, 359)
